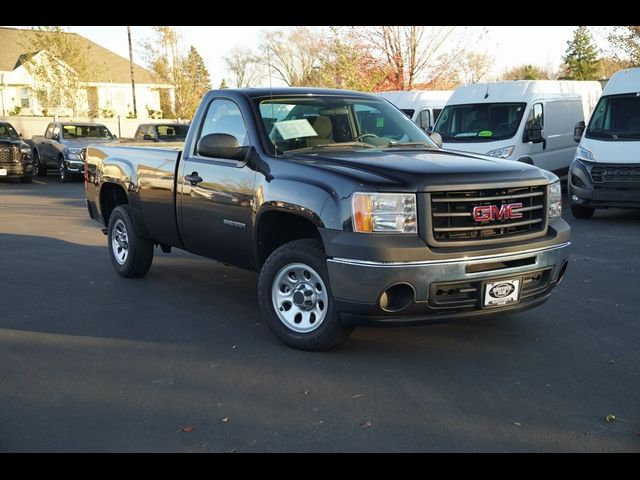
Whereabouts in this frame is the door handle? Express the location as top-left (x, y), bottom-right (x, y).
top-left (184, 172), bottom-right (203, 186)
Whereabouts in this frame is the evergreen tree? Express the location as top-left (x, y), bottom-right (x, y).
top-left (219, 78), bottom-right (229, 89)
top-left (182, 45), bottom-right (211, 118)
top-left (561, 26), bottom-right (599, 80)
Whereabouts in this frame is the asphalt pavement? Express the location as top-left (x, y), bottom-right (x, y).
top-left (0, 175), bottom-right (638, 452)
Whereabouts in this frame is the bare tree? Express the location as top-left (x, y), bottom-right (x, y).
top-left (456, 51), bottom-right (493, 84)
top-left (223, 47), bottom-right (264, 87)
top-left (347, 26), bottom-right (471, 90)
top-left (260, 27), bottom-right (326, 86)
top-left (608, 26), bottom-right (640, 67)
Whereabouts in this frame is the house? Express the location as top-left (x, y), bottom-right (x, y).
top-left (0, 27), bottom-right (174, 119)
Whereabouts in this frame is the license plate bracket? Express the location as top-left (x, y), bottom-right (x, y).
top-left (483, 278), bottom-right (521, 308)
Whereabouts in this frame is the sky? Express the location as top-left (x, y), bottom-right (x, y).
top-left (50, 26), bottom-right (615, 87)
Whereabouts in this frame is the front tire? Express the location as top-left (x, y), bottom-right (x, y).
top-left (571, 204), bottom-right (595, 219)
top-left (108, 205), bottom-right (154, 277)
top-left (33, 150), bottom-right (46, 177)
top-left (258, 239), bottom-right (353, 351)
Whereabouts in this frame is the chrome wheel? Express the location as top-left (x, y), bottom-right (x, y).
top-left (271, 262), bottom-right (328, 333)
top-left (111, 219), bottom-right (129, 265)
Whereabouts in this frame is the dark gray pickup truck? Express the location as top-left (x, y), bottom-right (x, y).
top-left (85, 87), bottom-right (570, 350)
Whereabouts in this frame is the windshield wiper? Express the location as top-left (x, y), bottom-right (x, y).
top-left (587, 129), bottom-right (616, 138)
top-left (384, 141), bottom-right (436, 150)
top-left (284, 142), bottom-right (377, 154)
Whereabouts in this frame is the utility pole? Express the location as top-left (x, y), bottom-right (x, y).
top-left (127, 26), bottom-right (137, 118)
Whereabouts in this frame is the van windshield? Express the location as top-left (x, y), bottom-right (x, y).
top-left (434, 102), bottom-right (526, 142)
top-left (586, 93), bottom-right (640, 140)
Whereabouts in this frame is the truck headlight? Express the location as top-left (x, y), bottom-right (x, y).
top-left (548, 180), bottom-right (562, 219)
top-left (486, 146), bottom-right (515, 158)
top-left (352, 193), bottom-right (417, 234)
top-left (574, 146), bottom-right (595, 162)
top-left (64, 147), bottom-right (83, 159)
top-left (20, 145), bottom-right (30, 154)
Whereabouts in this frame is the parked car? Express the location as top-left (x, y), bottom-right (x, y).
top-left (376, 90), bottom-right (452, 131)
top-left (31, 122), bottom-right (117, 182)
top-left (433, 80), bottom-right (602, 178)
top-left (0, 121), bottom-right (33, 183)
top-left (569, 67), bottom-right (640, 218)
top-left (133, 123), bottom-right (189, 142)
top-left (85, 87), bottom-right (570, 351)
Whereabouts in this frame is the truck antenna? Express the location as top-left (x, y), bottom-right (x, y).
top-left (484, 83), bottom-right (490, 99)
top-left (267, 46), bottom-right (277, 157)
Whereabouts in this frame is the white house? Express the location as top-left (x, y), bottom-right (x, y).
top-left (0, 27), bottom-right (174, 119)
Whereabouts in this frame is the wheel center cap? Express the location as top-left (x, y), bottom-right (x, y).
top-left (293, 283), bottom-right (316, 310)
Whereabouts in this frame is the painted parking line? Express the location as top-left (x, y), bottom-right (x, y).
top-left (33, 180), bottom-right (46, 184)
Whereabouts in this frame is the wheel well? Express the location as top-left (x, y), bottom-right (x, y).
top-left (257, 211), bottom-right (322, 266)
top-left (100, 183), bottom-right (128, 225)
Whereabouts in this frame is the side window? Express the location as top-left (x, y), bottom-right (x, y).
top-left (433, 108), bottom-right (443, 123)
top-left (135, 126), bottom-right (145, 140)
top-left (146, 125), bottom-right (156, 139)
top-left (198, 99), bottom-right (249, 149)
top-left (418, 109), bottom-right (430, 129)
top-left (45, 124), bottom-right (54, 139)
top-left (52, 125), bottom-right (61, 139)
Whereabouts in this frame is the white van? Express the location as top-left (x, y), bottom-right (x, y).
top-left (433, 80), bottom-right (602, 177)
top-left (376, 90), bottom-right (452, 131)
top-left (569, 68), bottom-right (640, 218)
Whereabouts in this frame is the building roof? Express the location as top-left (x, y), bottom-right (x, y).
top-left (0, 27), bottom-right (159, 84)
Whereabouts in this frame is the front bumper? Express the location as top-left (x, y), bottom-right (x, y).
top-left (569, 160), bottom-right (640, 208)
top-left (63, 158), bottom-right (85, 174)
top-left (327, 242), bottom-right (570, 326)
top-left (0, 162), bottom-right (33, 177)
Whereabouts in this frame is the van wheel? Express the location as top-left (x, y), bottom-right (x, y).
top-left (258, 239), bottom-right (353, 351)
top-left (108, 205), bottom-right (154, 277)
top-left (571, 204), bottom-right (595, 219)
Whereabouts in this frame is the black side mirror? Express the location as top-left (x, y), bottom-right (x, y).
top-left (143, 134), bottom-right (153, 141)
top-left (527, 122), bottom-right (543, 143)
top-left (573, 121), bottom-right (585, 143)
top-left (429, 131), bottom-right (443, 148)
top-left (52, 134), bottom-right (60, 142)
top-left (19, 132), bottom-right (23, 138)
top-left (197, 133), bottom-right (249, 161)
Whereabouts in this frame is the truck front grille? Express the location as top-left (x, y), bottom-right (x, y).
top-left (0, 145), bottom-right (19, 164)
top-left (428, 185), bottom-right (547, 247)
top-left (590, 165), bottom-right (640, 187)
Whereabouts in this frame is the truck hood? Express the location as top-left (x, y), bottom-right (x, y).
top-left (62, 138), bottom-right (118, 147)
top-left (286, 148), bottom-right (550, 190)
top-left (441, 139), bottom-right (514, 156)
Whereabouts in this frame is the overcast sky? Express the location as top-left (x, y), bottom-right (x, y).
top-left (36, 26), bottom-right (616, 87)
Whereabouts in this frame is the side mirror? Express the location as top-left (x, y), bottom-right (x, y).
top-left (52, 134), bottom-right (60, 142)
top-left (429, 131), bottom-right (443, 148)
top-left (425, 126), bottom-right (434, 134)
top-left (197, 133), bottom-right (249, 160)
top-left (19, 132), bottom-right (23, 138)
top-left (527, 122), bottom-right (543, 143)
top-left (143, 134), bottom-right (153, 141)
top-left (573, 121), bottom-right (585, 143)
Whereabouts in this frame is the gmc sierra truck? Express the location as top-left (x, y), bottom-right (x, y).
top-left (85, 88), bottom-right (571, 351)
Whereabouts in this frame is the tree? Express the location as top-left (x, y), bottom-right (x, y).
top-left (608, 26), bottom-right (640, 67)
top-left (19, 26), bottom-right (93, 117)
top-left (596, 56), bottom-right (631, 80)
top-left (502, 64), bottom-right (555, 80)
top-left (219, 79), bottom-right (229, 89)
top-left (455, 51), bottom-right (493, 84)
top-left (560, 26), bottom-right (599, 80)
top-left (223, 47), bottom-right (264, 88)
top-left (347, 26), bottom-right (471, 90)
top-left (182, 46), bottom-right (211, 118)
top-left (260, 27), bottom-right (326, 86)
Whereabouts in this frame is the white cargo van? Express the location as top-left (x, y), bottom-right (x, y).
top-left (569, 68), bottom-right (640, 218)
top-left (433, 80), bottom-right (602, 177)
top-left (376, 90), bottom-right (452, 130)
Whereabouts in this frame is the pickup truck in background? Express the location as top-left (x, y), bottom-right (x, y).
top-left (0, 121), bottom-right (33, 183)
top-left (85, 87), bottom-right (571, 351)
top-left (32, 122), bottom-right (117, 182)
top-left (132, 123), bottom-right (189, 142)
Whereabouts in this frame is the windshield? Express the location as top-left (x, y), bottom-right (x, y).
top-left (434, 102), bottom-right (526, 142)
top-left (62, 124), bottom-right (114, 139)
top-left (256, 96), bottom-right (436, 154)
top-left (157, 124), bottom-right (189, 140)
top-left (0, 123), bottom-right (19, 140)
top-left (586, 93), bottom-right (640, 140)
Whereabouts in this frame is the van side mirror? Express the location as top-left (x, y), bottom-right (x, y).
top-left (527, 122), bottom-right (543, 143)
top-left (573, 121), bottom-right (585, 143)
top-left (429, 131), bottom-right (443, 148)
top-left (426, 126), bottom-right (434, 134)
top-left (197, 133), bottom-right (249, 161)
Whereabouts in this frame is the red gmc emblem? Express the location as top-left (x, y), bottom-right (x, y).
top-left (473, 202), bottom-right (523, 222)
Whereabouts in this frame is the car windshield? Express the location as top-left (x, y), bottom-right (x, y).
top-left (157, 124), bottom-right (189, 140)
top-left (586, 93), bottom-right (640, 140)
top-left (62, 125), bottom-right (114, 139)
top-left (256, 95), bottom-right (437, 154)
top-left (0, 123), bottom-right (19, 140)
top-left (434, 102), bottom-right (526, 142)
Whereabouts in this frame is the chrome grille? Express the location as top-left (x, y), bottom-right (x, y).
top-left (428, 185), bottom-right (547, 247)
top-left (0, 145), bottom-right (18, 163)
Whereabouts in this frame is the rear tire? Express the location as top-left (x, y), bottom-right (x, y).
top-left (571, 204), bottom-right (595, 219)
top-left (258, 238), bottom-right (353, 351)
top-left (107, 205), bottom-right (154, 278)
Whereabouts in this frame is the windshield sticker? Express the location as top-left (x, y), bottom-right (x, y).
top-left (376, 117), bottom-right (384, 128)
top-left (478, 130), bottom-right (493, 137)
top-left (274, 119), bottom-right (318, 140)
